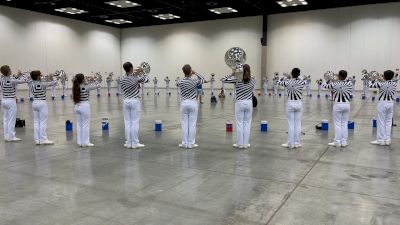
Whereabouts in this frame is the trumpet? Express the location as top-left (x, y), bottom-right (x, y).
top-left (368, 71), bottom-right (381, 81)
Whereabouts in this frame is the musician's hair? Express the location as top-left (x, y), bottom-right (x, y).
top-left (182, 64), bottom-right (192, 77)
top-left (30, 71), bottom-right (41, 81)
top-left (72, 74), bottom-right (85, 104)
top-left (338, 70), bottom-right (347, 80)
top-left (384, 70), bottom-right (394, 80)
top-left (291, 68), bottom-right (300, 78)
top-left (243, 64), bottom-right (251, 84)
top-left (123, 62), bottom-right (133, 73)
top-left (0, 65), bottom-right (11, 76)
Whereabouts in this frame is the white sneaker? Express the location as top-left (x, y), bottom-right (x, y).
top-left (124, 143), bottom-right (127, 148)
top-left (370, 140), bottom-right (385, 146)
top-left (129, 145), bottom-right (138, 149)
top-left (41, 140), bottom-right (54, 145)
top-left (341, 143), bottom-right (348, 147)
top-left (247, 144), bottom-right (251, 148)
top-left (7, 138), bottom-right (21, 142)
top-left (238, 145), bottom-right (245, 149)
top-left (294, 143), bottom-right (302, 148)
top-left (192, 144), bottom-right (198, 148)
top-left (179, 144), bottom-right (187, 148)
top-left (233, 144), bottom-right (239, 148)
top-left (136, 143), bottom-right (145, 148)
top-left (328, 142), bottom-right (339, 147)
top-left (385, 141), bottom-right (391, 146)
top-left (83, 143), bottom-right (94, 147)
top-left (187, 145), bottom-right (193, 149)
top-left (281, 143), bottom-right (289, 148)
top-left (35, 141), bottom-right (40, 145)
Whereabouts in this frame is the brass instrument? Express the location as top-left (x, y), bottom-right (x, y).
top-left (324, 70), bottom-right (336, 82)
top-left (133, 62), bottom-right (151, 75)
top-left (225, 47), bottom-right (246, 81)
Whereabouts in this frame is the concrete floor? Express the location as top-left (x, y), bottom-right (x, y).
top-left (0, 88), bottom-right (399, 225)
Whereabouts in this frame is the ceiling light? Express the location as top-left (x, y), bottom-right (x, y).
top-left (55, 7), bottom-right (87, 15)
top-left (209, 7), bottom-right (238, 14)
top-left (105, 0), bottom-right (140, 8)
top-left (276, 0), bottom-right (307, 7)
top-left (152, 14), bottom-right (180, 20)
top-left (105, 19), bottom-right (132, 24)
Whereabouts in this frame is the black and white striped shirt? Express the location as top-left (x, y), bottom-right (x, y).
top-left (30, 80), bottom-right (56, 100)
top-left (369, 80), bottom-right (398, 101)
top-left (176, 73), bottom-right (205, 100)
top-left (79, 84), bottom-right (99, 102)
top-left (0, 77), bottom-right (26, 99)
top-left (323, 80), bottom-right (353, 103)
top-left (120, 74), bottom-right (149, 99)
top-left (277, 78), bottom-right (306, 100)
top-left (222, 75), bottom-right (255, 100)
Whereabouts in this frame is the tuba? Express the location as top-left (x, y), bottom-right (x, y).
top-left (225, 47), bottom-right (246, 81)
top-left (324, 70), bottom-right (336, 82)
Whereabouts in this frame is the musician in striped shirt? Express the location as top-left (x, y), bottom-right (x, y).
top-left (120, 62), bottom-right (149, 149)
top-left (222, 64), bottom-right (255, 149)
top-left (369, 70), bottom-right (397, 146)
top-left (72, 73), bottom-right (101, 147)
top-left (323, 70), bottom-right (353, 147)
top-left (176, 64), bottom-right (205, 149)
top-left (30, 71), bottom-right (57, 145)
top-left (0, 65), bottom-right (27, 142)
top-left (277, 68), bottom-right (306, 149)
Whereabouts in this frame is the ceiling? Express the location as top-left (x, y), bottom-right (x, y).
top-left (0, 0), bottom-right (399, 28)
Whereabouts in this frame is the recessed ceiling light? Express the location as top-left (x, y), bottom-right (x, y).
top-left (276, 0), bottom-right (308, 7)
top-left (209, 7), bottom-right (238, 14)
top-left (55, 7), bottom-right (87, 15)
top-left (152, 14), bottom-right (180, 20)
top-left (105, 19), bottom-right (132, 24)
top-left (105, 0), bottom-right (140, 8)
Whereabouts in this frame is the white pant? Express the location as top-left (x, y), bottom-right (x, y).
top-left (180, 100), bottom-right (198, 145)
top-left (210, 84), bottom-right (214, 96)
top-left (333, 103), bottom-right (350, 145)
top-left (235, 100), bottom-right (253, 146)
top-left (363, 85), bottom-right (369, 97)
top-left (376, 101), bottom-right (393, 142)
top-left (154, 85), bottom-right (159, 94)
top-left (32, 100), bottom-right (48, 142)
top-left (273, 85), bottom-right (279, 96)
top-left (28, 85), bottom-right (33, 98)
top-left (306, 84), bottom-right (311, 96)
top-left (51, 86), bottom-right (56, 97)
top-left (2, 98), bottom-right (17, 140)
top-left (263, 84), bottom-right (268, 95)
top-left (123, 99), bottom-right (141, 147)
top-left (97, 87), bottom-right (101, 96)
top-left (107, 83), bottom-right (111, 93)
top-left (166, 85), bottom-right (170, 94)
top-left (286, 100), bottom-right (303, 147)
top-left (74, 102), bottom-right (91, 145)
top-left (317, 86), bottom-right (321, 96)
top-left (141, 84), bottom-right (145, 95)
top-left (117, 83), bottom-right (121, 94)
top-left (61, 83), bottom-right (66, 96)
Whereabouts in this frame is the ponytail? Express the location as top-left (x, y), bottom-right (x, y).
top-left (72, 73), bottom-right (84, 104)
top-left (242, 64), bottom-right (251, 84)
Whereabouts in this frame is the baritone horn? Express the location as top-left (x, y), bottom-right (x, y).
top-left (324, 70), bottom-right (336, 82)
top-left (225, 47), bottom-right (246, 81)
top-left (133, 62), bottom-right (151, 75)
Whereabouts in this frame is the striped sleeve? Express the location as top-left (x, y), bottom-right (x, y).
top-left (221, 74), bottom-right (238, 83)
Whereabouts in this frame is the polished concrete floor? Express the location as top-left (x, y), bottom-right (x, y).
top-left (0, 88), bottom-right (399, 225)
